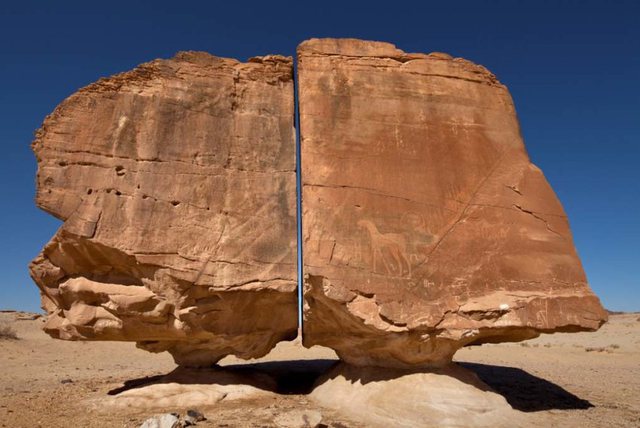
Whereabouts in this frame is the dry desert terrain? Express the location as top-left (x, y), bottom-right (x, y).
top-left (0, 311), bottom-right (638, 427)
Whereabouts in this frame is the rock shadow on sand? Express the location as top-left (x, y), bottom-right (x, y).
top-left (107, 359), bottom-right (337, 398)
top-left (461, 362), bottom-right (593, 411)
top-left (106, 359), bottom-right (592, 420)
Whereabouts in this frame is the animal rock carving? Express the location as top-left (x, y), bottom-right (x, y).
top-left (357, 220), bottom-right (411, 277)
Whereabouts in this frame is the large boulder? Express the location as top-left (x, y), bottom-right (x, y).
top-left (30, 51), bottom-right (298, 366)
top-left (298, 38), bottom-right (607, 368)
top-left (30, 39), bottom-right (608, 371)
top-left (310, 363), bottom-right (523, 428)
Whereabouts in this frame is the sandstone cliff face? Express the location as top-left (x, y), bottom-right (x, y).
top-left (298, 39), bottom-right (607, 368)
top-left (30, 52), bottom-right (297, 366)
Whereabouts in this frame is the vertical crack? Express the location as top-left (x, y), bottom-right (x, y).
top-left (293, 57), bottom-right (304, 336)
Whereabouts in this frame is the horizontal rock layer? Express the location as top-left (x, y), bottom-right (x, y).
top-left (30, 51), bottom-right (298, 366)
top-left (298, 38), bottom-right (607, 368)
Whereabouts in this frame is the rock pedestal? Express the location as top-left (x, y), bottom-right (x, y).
top-left (310, 363), bottom-right (524, 428)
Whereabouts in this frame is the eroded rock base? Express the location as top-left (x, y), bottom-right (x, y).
top-left (101, 366), bottom-right (277, 408)
top-left (310, 363), bottom-right (524, 428)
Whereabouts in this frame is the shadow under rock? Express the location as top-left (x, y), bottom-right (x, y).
top-left (318, 361), bottom-right (496, 390)
top-left (108, 358), bottom-right (337, 396)
top-left (460, 362), bottom-right (593, 412)
top-left (108, 358), bottom-right (592, 413)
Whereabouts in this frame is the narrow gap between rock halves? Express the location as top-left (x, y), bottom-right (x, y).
top-left (293, 58), bottom-right (304, 336)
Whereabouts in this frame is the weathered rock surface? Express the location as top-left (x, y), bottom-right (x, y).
top-left (310, 363), bottom-right (523, 428)
top-left (299, 38), bottom-right (607, 368)
top-left (102, 367), bottom-right (275, 408)
top-left (30, 51), bottom-right (297, 366)
top-left (139, 413), bottom-right (180, 428)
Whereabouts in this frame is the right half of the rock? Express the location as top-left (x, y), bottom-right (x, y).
top-left (298, 38), bottom-right (607, 368)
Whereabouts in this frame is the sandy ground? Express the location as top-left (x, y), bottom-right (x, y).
top-left (0, 311), bottom-right (638, 427)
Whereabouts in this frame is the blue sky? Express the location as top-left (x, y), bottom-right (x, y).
top-left (0, 0), bottom-right (638, 312)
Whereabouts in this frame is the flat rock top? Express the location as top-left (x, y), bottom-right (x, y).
top-left (298, 38), bottom-right (408, 57)
top-left (298, 37), bottom-right (500, 85)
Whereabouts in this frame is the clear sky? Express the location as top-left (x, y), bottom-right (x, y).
top-left (0, 0), bottom-right (638, 312)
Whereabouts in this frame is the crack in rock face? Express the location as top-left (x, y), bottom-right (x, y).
top-left (30, 51), bottom-right (298, 367)
top-left (30, 39), bottom-right (607, 368)
top-left (298, 38), bottom-right (607, 368)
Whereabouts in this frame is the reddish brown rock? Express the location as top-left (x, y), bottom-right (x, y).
top-left (298, 38), bottom-right (607, 368)
top-left (30, 51), bottom-right (297, 366)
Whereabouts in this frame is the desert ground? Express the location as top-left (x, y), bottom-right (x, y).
top-left (0, 311), bottom-right (638, 428)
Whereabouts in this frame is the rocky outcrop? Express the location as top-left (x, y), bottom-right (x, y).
top-left (30, 52), bottom-right (297, 366)
top-left (31, 39), bottom-right (608, 370)
top-left (298, 38), bottom-right (607, 368)
top-left (310, 363), bottom-right (523, 428)
top-left (102, 367), bottom-right (276, 408)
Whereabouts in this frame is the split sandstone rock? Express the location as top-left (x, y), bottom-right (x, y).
top-left (298, 38), bottom-right (607, 368)
top-left (30, 39), bottom-right (607, 369)
top-left (30, 52), bottom-right (298, 366)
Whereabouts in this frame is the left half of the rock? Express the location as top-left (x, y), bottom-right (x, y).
top-left (29, 51), bottom-right (298, 367)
